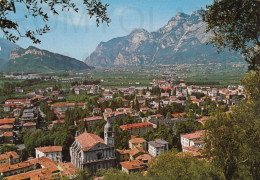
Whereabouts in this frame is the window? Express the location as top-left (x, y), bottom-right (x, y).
top-left (97, 152), bottom-right (103, 160)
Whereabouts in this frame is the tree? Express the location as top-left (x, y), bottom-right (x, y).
top-left (202, 0), bottom-right (260, 70)
top-left (74, 168), bottom-right (91, 180)
top-left (204, 113), bottom-right (242, 180)
top-left (1, 0), bottom-right (110, 44)
top-left (147, 150), bottom-right (224, 180)
top-left (241, 72), bottom-right (260, 102)
top-left (0, 144), bottom-right (18, 154)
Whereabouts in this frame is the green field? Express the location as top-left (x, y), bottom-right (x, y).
top-left (91, 68), bottom-right (162, 88)
top-left (182, 64), bottom-right (247, 87)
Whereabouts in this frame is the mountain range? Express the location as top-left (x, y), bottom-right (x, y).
top-left (0, 46), bottom-right (90, 73)
top-left (85, 11), bottom-right (243, 66)
top-left (0, 38), bottom-right (20, 66)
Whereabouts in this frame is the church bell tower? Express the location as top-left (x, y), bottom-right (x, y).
top-left (104, 120), bottom-right (114, 146)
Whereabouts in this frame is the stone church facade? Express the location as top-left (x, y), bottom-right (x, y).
top-left (70, 121), bottom-right (116, 173)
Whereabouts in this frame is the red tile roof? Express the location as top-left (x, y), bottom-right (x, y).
top-left (148, 114), bottom-right (164, 118)
top-left (23, 122), bottom-right (36, 127)
top-left (0, 157), bottom-right (55, 174)
top-left (182, 146), bottom-right (202, 156)
top-left (129, 147), bottom-right (146, 157)
top-left (3, 132), bottom-right (13, 137)
top-left (181, 130), bottom-right (205, 140)
top-left (191, 99), bottom-right (204, 103)
top-left (0, 125), bottom-right (13, 129)
top-left (58, 162), bottom-right (77, 177)
top-left (51, 103), bottom-right (86, 107)
top-left (171, 113), bottom-right (185, 118)
top-left (0, 118), bottom-right (15, 125)
top-left (75, 132), bottom-right (105, 151)
top-left (35, 146), bottom-right (62, 153)
top-left (140, 107), bottom-right (150, 111)
top-left (120, 122), bottom-right (153, 131)
top-left (6, 167), bottom-right (58, 180)
top-left (116, 149), bottom-right (131, 155)
top-left (0, 151), bottom-right (19, 161)
top-left (135, 154), bottom-right (153, 162)
top-left (52, 120), bottom-right (65, 124)
top-left (129, 138), bottom-right (146, 144)
top-left (5, 99), bottom-right (27, 103)
top-left (3, 104), bottom-right (15, 107)
top-left (120, 160), bottom-right (146, 170)
top-left (84, 116), bottom-right (103, 122)
top-left (3, 157), bottom-right (58, 179)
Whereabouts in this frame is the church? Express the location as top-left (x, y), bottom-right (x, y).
top-left (70, 120), bottom-right (116, 173)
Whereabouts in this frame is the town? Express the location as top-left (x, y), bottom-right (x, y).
top-left (0, 72), bottom-right (246, 179)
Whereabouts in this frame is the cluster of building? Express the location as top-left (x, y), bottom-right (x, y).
top-left (0, 151), bottom-right (76, 179)
top-left (0, 76), bottom-right (246, 179)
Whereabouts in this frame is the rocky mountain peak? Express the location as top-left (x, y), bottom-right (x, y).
top-left (85, 10), bottom-right (243, 67)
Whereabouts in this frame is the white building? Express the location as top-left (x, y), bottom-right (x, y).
top-left (180, 130), bottom-right (205, 148)
top-left (148, 139), bottom-right (169, 157)
top-left (35, 146), bottom-right (62, 162)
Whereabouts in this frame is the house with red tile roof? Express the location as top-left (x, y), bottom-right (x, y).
top-left (1, 132), bottom-right (13, 144)
top-left (0, 151), bottom-right (19, 165)
top-left (3, 104), bottom-right (15, 112)
top-left (182, 146), bottom-right (202, 157)
top-left (0, 125), bottom-right (13, 134)
top-left (51, 103), bottom-right (86, 114)
top-left (129, 137), bottom-right (147, 151)
top-left (181, 130), bottom-right (205, 149)
top-left (148, 114), bottom-right (164, 120)
top-left (35, 146), bottom-right (62, 162)
top-left (0, 119), bottom-right (15, 126)
top-left (2, 157), bottom-right (76, 179)
top-left (0, 156), bottom-right (56, 177)
top-left (120, 160), bottom-right (146, 174)
top-left (191, 99), bottom-right (204, 106)
top-left (82, 116), bottom-right (103, 127)
top-left (120, 122), bottom-right (153, 135)
top-left (23, 122), bottom-right (36, 131)
top-left (116, 149), bottom-right (131, 162)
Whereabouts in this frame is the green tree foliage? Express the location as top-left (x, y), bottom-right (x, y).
top-left (73, 169), bottom-right (91, 180)
top-left (147, 150), bottom-right (224, 180)
top-left (202, 0), bottom-right (260, 70)
top-left (204, 113), bottom-right (242, 180)
top-left (113, 118), bottom-right (130, 149)
top-left (204, 72), bottom-right (260, 180)
top-left (99, 151), bottom-right (224, 180)
top-left (0, 144), bottom-right (18, 154)
top-left (241, 72), bottom-right (260, 102)
top-left (64, 106), bottom-right (89, 126)
top-left (40, 101), bottom-right (57, 123)
top-left (1, 0), bottom-right (110, 44)
top-left (22, 126), bottom-right (76, 160)
top-left (134, 97), bottom-right (140, 111)
top-left (151, 86), bottom-right (161, 96)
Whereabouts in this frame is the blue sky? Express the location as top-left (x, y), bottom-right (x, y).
top-left (5, 0), bottom-right (213, 60)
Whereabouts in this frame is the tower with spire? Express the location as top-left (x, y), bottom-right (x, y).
top-left (104, 120), bottom-right (114, 146)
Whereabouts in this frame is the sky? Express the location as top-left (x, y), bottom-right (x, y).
top-left (4, 0), bottom-right (213, 61)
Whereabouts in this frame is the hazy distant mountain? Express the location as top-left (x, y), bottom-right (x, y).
top-left (1, 46), bottom-right (90, 73)
top-left (0, 38), bottom-right (19, 66)
top-left (85, 11), bottom-right (243, 66)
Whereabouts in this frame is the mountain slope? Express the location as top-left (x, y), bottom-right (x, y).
top-left (0, 38), bottom-right (20, 66)
top-left (85, 11), bottom-right (243, 66)
top-left (1, 46), bottom-right (90, 73)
